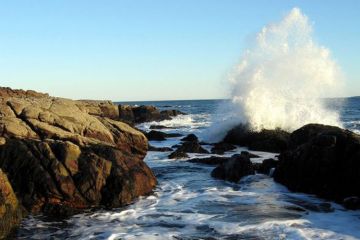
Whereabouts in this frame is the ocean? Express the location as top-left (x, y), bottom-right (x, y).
top-left (16, 98), bottom-right (360, 239)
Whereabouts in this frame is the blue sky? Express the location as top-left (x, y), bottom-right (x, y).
top-left (0, 0), bottom-right (359, 101)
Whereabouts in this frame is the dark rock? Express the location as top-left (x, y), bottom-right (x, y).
top-left (160, 109), bottom-right (186, 118)
top-left (168, 151), bottom-right (189, 159)
top-left (211, 142), bottom-right (236, 155)
top-left (150, 125), bottom-right (175, 130)
top-left (146, 130), bottom-right (167, 141)
top-left (165, 133), bottom-right (183, 138)
top-left (176, 141), bottom-right (209, 154)
top-left (146, 130), bottom-right (182, 141)
top-left (118, 105), bottom-right (185, 124)
top-left (223, 124), bottom-right (290, 152)
top-left (118, 105), bottom-right (135, 123)
top-left (255, 158), bottom-right (278, 175)
top-left (211, 153), bottom-right (255, 182)
top-left (343, 197), bottom-right (360, 210)
top-left (188, 156), bottom-right (230, 165)
top-left (240, 151), bottom-right (260, 158)
top-left (274, 124), bottom-right (360, 205)
top-left (181, 134), bottom-right (198, 142)
top-left (148, 145), bottom-right (173, 152)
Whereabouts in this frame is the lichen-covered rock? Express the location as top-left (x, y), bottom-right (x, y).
top-left (0, 87), bottom-right (157, 220)
top-left (0, 169), bottom-right (23, 239)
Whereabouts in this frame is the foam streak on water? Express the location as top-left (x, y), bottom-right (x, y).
top-left (229, 7), bottom-right (344, 131)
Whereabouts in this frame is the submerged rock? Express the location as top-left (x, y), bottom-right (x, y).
top-left (223, 124), bottom-right (290, 152)
top-left (211, 153), bottom-right (255, 182)
top-left (150, 125), bottom-right (175, 130)
top-left (274, 124), bottom-right (360, 209)
top-left (188, 156), bottom-right (231, 165)
top-left (0, 87), bottom-right (157, 231)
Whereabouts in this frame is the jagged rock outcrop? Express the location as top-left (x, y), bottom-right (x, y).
top-left (223, 124), bottom-right (290, 152)
top-left (274, 124), bottom-right (360, 209)
top-left (0, 87), bottom-right (157, 221)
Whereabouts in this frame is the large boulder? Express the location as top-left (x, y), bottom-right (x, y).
top-left (0, 169), bottom-right (23, 239)
top-left (211, 153), bottom-right (255, 182)
top-left (274, 124), bottom-right (360, 209)
top-left (0, 87), bottom-right (157, 220)
top-left (223, 124), bottom-right (290, 153)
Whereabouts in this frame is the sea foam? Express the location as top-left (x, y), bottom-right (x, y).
top-left (229, 7), bottom-right (344, 131)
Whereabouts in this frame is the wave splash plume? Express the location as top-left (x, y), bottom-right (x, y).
top-left (230, 7), bottom-right (343, 131)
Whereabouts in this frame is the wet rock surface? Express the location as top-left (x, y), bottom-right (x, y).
top-left (274, 124), bottom-right (360, 209)
top-left (211, 153), bottom-right (255, 182)
top-left (223, 124), bottom-right (290, 152)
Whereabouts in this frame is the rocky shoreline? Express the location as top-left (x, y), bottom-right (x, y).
top-left (0, 87), bottom-right (186, 237)
top-left (1, 87), bottom-right (360, 238)
top-left (150, 122), bottom-right (360, 211)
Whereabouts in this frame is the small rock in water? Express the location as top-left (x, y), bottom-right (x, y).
top-left (188, 156), bottom-right (231, 165)
top-left (255, 158), bottom-right (278, 175)
top-left (169, 150), bottom-right (189, 159)
top-left (150, 125), bottom-right (174, 130)
top-left (240, 151), bottom-right (260, 158)
top-left (181, 134), bottom-right (198, 142)
top-left (176, 141), bottom-right (209, 154)
top-left (211, 153), bottom-right (255, 182)
top-left (146, 130), bottom-right (182, 141)
top-left (210, 142), bottom-right (236, 155)
top-left (146, 130), bottom-right (167, 141)
top-left (148, 145), bottom-right (173, 152)
top-left (343, 197), bottom-right (360, 210)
